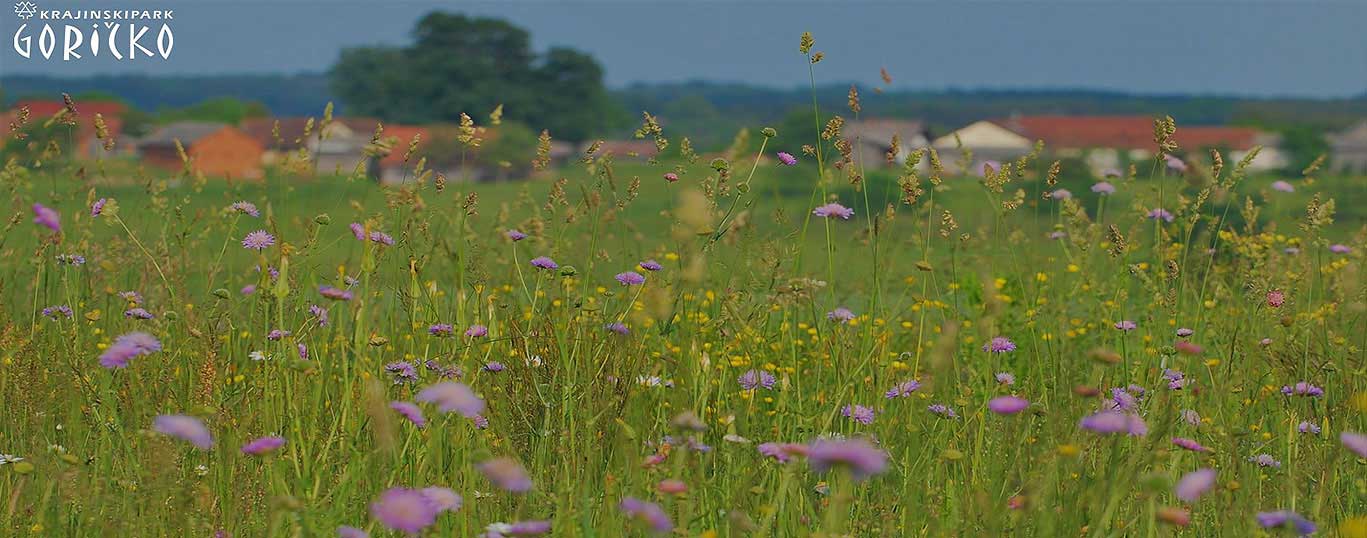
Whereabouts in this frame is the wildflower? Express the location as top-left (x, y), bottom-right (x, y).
top-left (529, 256), bottom-right (558, 270)
top-left (1174, 341), bottom-right (1202, 356)
top-left (1079, 410), bottom-right (1146, 436)
top-left (241, 284), bottom-right (258, 295)
top-left (995, 372), bottom-right (1016, 385)
top-left (1297, 421), bottom-right (1320, 434)
top-left (662, 172), bottom-right (679, 182)
top-left (1157, 507), bottom-right (1190, 527)
top-left (119, 290), bottom-right (143, 304)
top-left (1248, 454), bottom-right (1281, 468)
top-left (776, 151), bottom-right (797, 166)
top-left (1281, 382), bottom-right (1324, 397)
top-left (928, 404), bottom-right (958, 418)
top-left (1270, 180), bottom-right (1295, 193)
top-left (738, 369), bottom-right (776, 390)
top-left (505, 229), bottom-right (527, 241)
top-left (1048, 231), bottom-right (1067, 240)
top-left (98, 332), bottom-right (161, 368)
top-left (242, 230), bottom-right (275, 250)
top-left (842, 404), bottom-right (876, 425)
top-left (369, 231), bottom-right (395, 245)
top-left (884, 380), bottom-right (920, 399)
top-left (1260, 337), bottom-right (1273, 346)
top-left (471, 414), bottom-right (490, 429)
top-left (1343, 432), bottom-right (1367, 458)
top-left (1164, 155), bottom-right (1188, 173)
top-left (420, 486), bottom-right (462, 513)
top-left (605, 322), bottom-right (630, 335)
top-left (1255, 511), bottom-right (1316, 536)
top-left (1110, 388), bottom-right (1140, 410)
top-left (1091, 182), bottom-right (1116, 195)
top-left (240, 436), bottom-right (286, 455)
top-left (370, 487), bottom-right (439, 534)
top-left (638, 259), bottom-right (663, 272)
top-left (390, 401), bottom-right (426, 428)
top-left (385, 362), bottom-right (419, 385)
top-left (428, 323), bottom-right (454, 337)
top-left (1115, 320), bottom-right (1137, 331)
top-left (989, 396), bottom-right (1030, 415)
top-left (349, 223), bottom-right (366, 241)
top-left (91, 198), bottom-right (107, 217)
top-left (483, 520), bottom-right (552, 537)
top-left (266, 329), bottom-right (290, 341)
top-left (1176, 327), bottom-right (1193, 337)
top-left (465, 324), bottom-right (488, 338)
top-left (0, 454), bottom-right (22, 465)
top-left (1171, 437), bottom-right (1209, 452)
top-left (1146, 209), bottom-right (1175, 223)
top-left (1050, 189), bottom-right (1071, 200)
top-left (806, 438), bottom-right (888, 481)
top-left (1267, 289), bottom-right (1286, 308)
top-left (56, 253), bottom-right (85, 266)
top-left (153, 415), bottom-right (213, 449)
top-left (41, 305), bottom-right (73, 319)
top-left (478, 457), bottom-right (533, 492)
top-left (826, 307), bottom-right (855, 323)
top-left (1164, 369), bottom-right (1188, 390)
top-left (309, 305), bottom-right (328, 326)
top-left (1329, 244), bottom-right (1351, 254)
top-left (620, 497), bottom-right (673, 534)
top-left (812, 202), bottom-right (854, 220)
top-left (482, 361), bottom-right (506, 373)
top-left (337, 526), bottom-right (368, 538)
top-left (229, 201), bottom-right (260, 217)
top-left (32, 203), bottom-right (60, 233)
top-left (319, 286), bottom-right (354, 301)
top-left (1181, 409), bottom-right (1201, 425)
top-left (615, 272), bottom-right (645, 286)
top-left (416, 382), bottom-right (484, 417)
top-left (297, 343), bottom-right (308, 360)
top-left (656, 479), bottom-right (687, 495)
top-left (1175, 469), bottom-right (1216, 502)
top-left (983, 336), bottom-right (1017, 353)
top-left (757, 442), bottom-right (806, 463)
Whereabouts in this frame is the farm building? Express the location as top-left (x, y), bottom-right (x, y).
top-left (138, 122), bottom-right (265, 179)
top-left (1327, 120), bottom-right (1367, 174)
top-left (844, 118), bottom-right (931, 169)
top-left (242, 117), bottom-right (377, 176)
top-left (931, 120), bottom-right (1035, 174)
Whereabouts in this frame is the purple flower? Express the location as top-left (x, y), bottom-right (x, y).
top-left (478, 457), bottom-right (533, 492)
top-left (482, 361), bottom-right (506, 373)
top-left (337, 526), bottom-right (368, 538)
top-left (428, 323), bottom-right (454, 337)
top-left (242, 230), bottom-right (275, 250)
top-left (1248, 453), bottom-right (1281, 468)
top-left (369, 231), bottom-right (394, 245)
top-left (988, 396), bottom-right (1030, 415)
top-left (385, 362), bottom-right (419, 385)
top-left (638, 259), bottom-right (663, 272)
top-left (1297, 421), bottom-right (1321, 435)
top-left (928, 404), bottom-right (958, 419)
top-left (266, 329), bottom-right (290, 341)
top-left (471, 414), bottom-right (490, 429)
top-left (153, 414), bottom-right (213, 449)
top-left (32, 203), bottom-right (60, 233)
top-left (1343, 431), bottom-right (1367, 458)
top-left (983, 336), bottom-right (1016, 353)
top-left (1079, 410), bottom-right (1145, 435)
top-left (757, 442), bottom-right (805, 463)
top-left (119, 290), bottom-right (143, 304)
top-left (605, 322), bottom-right (630, 335)
top-left (505, 229), bottom-right (527, 241)
top-left (56, 253), bottom-right (85, 266)
top-left (812, 202), bottom-right (854, 220)
top-left (390, 401), bottom-right (426, 428)
top-left (842, 404), bottom-right (876, 425)
top-left (241, 436), bottom-right (286, 455)
top-left (464, 324), bottom-right (488, 338)
top-left (91, 198), bottom-right (107, 217)
top-left (738, 369), bottom-right (776, 390)
top-left (806, 438), bottom-right (888, 481)
top-left (1114, 320), bottom-right (1137, 331)
top-left (995, 372), bottom-right (1015, 385)
top-left (1050, 189), bottom-right (1072, 200)
top-left (1091, 182), bottom-right (1116, 195)
top-left (1171, 437), bottom-right (1209, 452)
top-left (297, 343), bottom-right (308, 360)
top-left (1176, 327), bottom-right (1193, 337)
top-left (420, 486), bottom-right (462, 513)
top-left (1255, 511), bottom-right (1316, 536)
top-left (663, 172), bottom-right (679, 183)
top-left (370, 487), bottom-right (439, 534)
top-left (349, 223), bottom-right (366, 241)
top-left (229, 201), bottom-right (260, 217)
top-left (826, 307), bottom-right (855, 323)
top-left (620, 497), bottom-right (673, 533)
top-left (529, 256), bottom-right (558, 270)
top-left (615, 272), bottom-right (645, 286)
top-left (1146, 209), bottom-right (1175, 223)
top-left (1175, 469), bottom-right (1216, 502)
top-left (319, 286), bottom-right (354, 301)
top-left (1329, 244), bottom-right (1351, 254)
top-left (1280, 381), bottom-right (1324, 397)
top-left (416, 382), bottom-right (484, 417)
top-left (884, 380), bottom-right (920, 398)
top-left (1164, 155), bottom-right (1188, 173)
top-left (98, 331), bottom-right (161, 368)
top-left (309, 305), bottom-right (328, 326)
top-left (776, 151), bottom-right (797, 166)
top-left (485, 520), bottom-right (552, 537)
top-left (1270, 180), bottom-right (1295, 193)
top-left (241, 284), bottom-right (258, 295)
top-left (42, 305), bottom-right (73, 319)
top-left (1110, 388), bottom-right (1140, 410)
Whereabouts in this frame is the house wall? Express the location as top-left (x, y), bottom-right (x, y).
top-left (187, 128), bottom-right (265, 179)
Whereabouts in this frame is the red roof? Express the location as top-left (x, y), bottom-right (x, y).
top-left (378, 125), bottom-right (431, 166)
top-left (997, 115), bottom-right (1261, 151)
top-left (15, 99), bottom-right (127, 118)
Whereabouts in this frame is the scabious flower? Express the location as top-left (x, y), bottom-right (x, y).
top-left (1255, 511), bottom-right (1316, 536)
top-left (1248, 454), bottom-right (1281, 468)
top-left (478, 457), bottom-right (533, 492)
top-left (884, 380), bottom-right (920, 399)
top-left (826, 307), bottom-right (855, 323)
top-left (349, 223), bottom-right (366, 241)
top-left (1270, 180), bottom-right (1295, 193)
top-left (465, 324), bottom-right (488, 338)
top-left (1079, 410), bottom-right (1146, 435)
top-left (370, 487), bottom-right (439, 534)
top-left (42, 305), bottom-right (73, 319)
top-left (1297, 421), bottom-right (1321, 434)
top-left (1266, 289), bottom-right (1286, 308)
top-left (1164, 369), bottom-right (1188, 390)
top-left (1280, 382), bottom-right (1324, 397)
top-left (1174, 341), bottom-right (1202, 356)
top-left (620, 497), bottom-right (672, 534)
top-left (1329, 244), bottom-right (1351, 254)
top-left (483, 520), bottom-right (552, 537)
top-left (757, 442), bottom-right (806, 463)
top-left (241, 436), bottom-right (286, 455)
top-left (391, 401), bottom-right (426, 427)
top-left (337, 526), bottom-right (368, 538)
top-left (241, 284), bottom-right (258, 295)
top-left (369, 231), bottom-right (395, 245)
top-left (470, 414), bottom-right (490, 429)
top-left (529, 256), bottom-right (558, 270)
top-left (123, 307), bottom-right (154, 320)
top-left (56, 253), bottom-right (85, 266)
top-left (638, 259), bottom-right (663, 272)
top-left (1091, 181), bottom-right (1116, 195)
top-left (1164, 154), bottom-right (1188, 173)
top-left (119, 290), bottom-right (143, 304)
top-left (309, 305), bottom-right (328, 326)
top-left (776, 151), bottom-right (797, 166)
top-left (32, 203), bottom-right (60, 233)
top-left (1146, 209), bottom-right (1175, 223)
top-left (229, 201), bottom-right (260, 217)
top-left (663, 172), bottom-right (679, 182)
top-left (1110, 387), bottom-right (1140, 410)
top-left (428, 323), bottom-right (454, 337)
top-left (605, 322), bottom-right (630, 335)
top-left (482, 361), bottom-right (506, 373)
top-left (806, 438), bottom-right (888, 481)
top-left (98, 332), bottom-right (162, 369)
top-left (989, 396), bottom-right (1030, 415)
top-left (995, 372), bottom-right (1015, 385)
top-left (842, 404), bottom-right (876, 425)
top-left (812, 202), bottom-right (854, 220)
top-left (1114, 320), bottom-right (1137, 331)
top-left (153, 415), bottom-right (213, 449)
top-left (1175, 469), bottom-right (1216, 502)
top-left (1176, 327), bottom-right (1194, 337)
top-left (319, 286), bottom-right (354, 301)
top-left (297, 343), bottom-right (308, 360)
top-left (983, 336), bottom-right (1016, 353)
top-left (420, 486), bottom-right (462, 513)
top-left (385, 362), bottom-right (419, 385)
top-left (1343, 432), bottom-right (1367, 458)
top-left (1171, 437), bottom-right (1209, 452)
top-left (615, 272), bottom-right (645, 286)
top-left (928, 404), bottom-right (958, 418)
top-left (505, 229), bottom-right (527, 241)
top-left (1049, 189), bottom-right (1071, 200)
top-left (266, 329), bottom-right (290, 341)
top-left (416, 382), bottom-right (484, 417)
top-left (738, 370), bottom-right (776, 390)
top-left (91, 198), bottom-right (108, 217)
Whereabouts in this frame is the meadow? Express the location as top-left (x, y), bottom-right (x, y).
top-left (2, 45), bottom-right (1366, 537)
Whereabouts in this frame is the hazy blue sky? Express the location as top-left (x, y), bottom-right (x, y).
top-left (2, 0), bottom-right (1363, 97)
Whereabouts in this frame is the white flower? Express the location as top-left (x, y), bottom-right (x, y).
top-left (194, 464), bottom-right (209, 476)
top-left (249, 350), bottom-right (268, 361)
top-left (0, 454), bottom-right (23, 465)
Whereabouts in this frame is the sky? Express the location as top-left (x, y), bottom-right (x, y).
top-left (1, 0), bottom-right (1363, 98)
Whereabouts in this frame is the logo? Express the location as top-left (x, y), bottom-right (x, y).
top-left (13, 1), bottom-right (37, 19)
